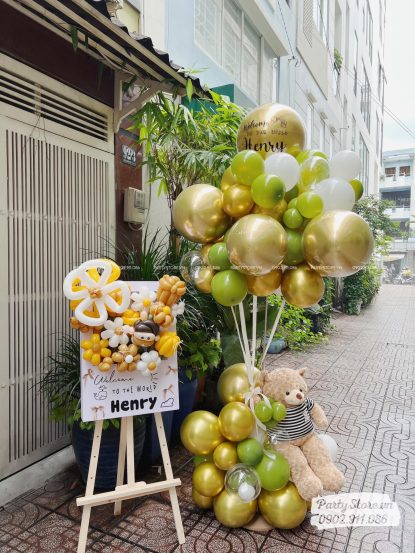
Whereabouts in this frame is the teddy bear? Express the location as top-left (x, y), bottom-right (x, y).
top-left (259, 367), bottom-right (345, 501)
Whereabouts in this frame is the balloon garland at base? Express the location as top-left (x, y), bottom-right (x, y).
top-left (173, 102), bottom-right (375, 530)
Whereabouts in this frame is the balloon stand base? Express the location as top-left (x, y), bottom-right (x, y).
top-left (244, 514), bottom-right (273, 532)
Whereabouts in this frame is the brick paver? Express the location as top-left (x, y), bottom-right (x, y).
top-left (1, 284), bottom-right (414, 552)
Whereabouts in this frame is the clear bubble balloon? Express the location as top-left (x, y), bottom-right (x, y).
top-left (329, 150), bottom-right (361, 181)
top-left (179, 251), bottom-right (204, 283)
top-left (264, 153), bottom-right (300, 191)
top-left (225, 463), bottom-right (262, 503)
top-left (314, 178), bottom-right (355, 212)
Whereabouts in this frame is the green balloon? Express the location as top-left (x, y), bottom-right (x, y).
top-left (272, 402), bottom-right (287, 422)
top-left (194, 453), bottom-right (213, 466)
top-left (287, 197), bottom-right (298, 209)
top-left (300, 157), bottom-right (329, 188)
top-left (350, 178), bottom-right (364, 200)
top-left (309, 148), bottom-right (328, 160)
top-left (285, 185), bottom-right (299, 203)
top-left (231, 150), bottom-right (264, 186)
top-left (283, 230), bottom-right (304, 266)
top-left (283, 208), bottom-right (303, 229)
top-left (297, 192), bottom-right (323, 219)
top-left (237, 438), bottom-right (264, 466)
top-left (251, 174), bottom-right (285, 208)
top-left (208, 242), bottom-right (231, 271)
top-left (255, 451), bottom-right (290, 491)
top-left (296, 150), bottom-right (310, 164)
top-left (211, 269), bottom-right (248, 307)
top-left (254, 400), bottom-right (273, 423)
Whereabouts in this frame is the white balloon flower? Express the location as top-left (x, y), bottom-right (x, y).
top-left (137, 350), bottom-right (161, 376)
top-left (101, 317), bottom-right (133, 348)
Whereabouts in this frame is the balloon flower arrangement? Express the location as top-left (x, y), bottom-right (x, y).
top-left (62, 258), bottom-right (187, 375)
top-left (176, 103), bottom-right (374, 529)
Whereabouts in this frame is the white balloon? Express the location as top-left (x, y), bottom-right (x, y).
top-left (264, 153), bottom-right (300, 191)
top-left (238, 482), bottom-right (256, 502)
top-left (317, 434), bottom-right (338, 461)
top-left (314, 178), bottom-right (355, 212)
top-left (329, 150), bottom-right (361, 180)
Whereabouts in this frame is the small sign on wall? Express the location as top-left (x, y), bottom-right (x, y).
top-left (80, 281), bottom-right (179, 422)
top-left (121, 144), bottom-right (137, 166)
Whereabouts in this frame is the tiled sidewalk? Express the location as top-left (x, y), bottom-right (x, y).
top-left (1, 284), bottom-right (414, 553)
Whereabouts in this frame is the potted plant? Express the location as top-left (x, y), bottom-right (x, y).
top-left (40, 334), bottom-right (146, 490)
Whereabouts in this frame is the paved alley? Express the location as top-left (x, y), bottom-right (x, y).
top-left (1, 284), bottom-right (414, 553)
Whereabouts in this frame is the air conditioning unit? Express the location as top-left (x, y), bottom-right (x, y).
top-left (123, 187), bottom-right (148, 224)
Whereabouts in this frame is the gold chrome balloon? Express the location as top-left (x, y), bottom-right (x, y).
top-left (227, 214), bottom-right (287, 275)
top-left (192, 461), bottom-right (225, 497)
top-left (194, 266), bottom-right (216, 294)
top-left (303, 211), bottom-right (374, 277)
top-left (246, 269), bottom-right (282, 297)
top-left (199, 244), bottom-right (212, 264)
top-left (180, 411), bottom-right (224, 455)
top-left (217, 363), bottom-right (260, 404)
top-left (223, 184), bottom-right (254, 219)
top-left (237, 103), bottom-right (306, 158)
top-left (218, 402), bottom-right (255, 442)
top-left (172, 184), bottom-right (231, 244)
top-left (220, 167), bottom-right (237, 192)
top-left (281, 264), bottom-right (324, 308)
top-left (213, 442), bottom-right (238, 470)
top-left (252, 200), bottom-right (287, 222)
top-left (258, 483), bottom-right (307, 529)
top-left (213, 490), bottom-right (257, 528)
top-left (192, 487), bottom-right (214, 509)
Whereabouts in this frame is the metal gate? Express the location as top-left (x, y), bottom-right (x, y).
top-left (0, 54), bottom-right (115, 478)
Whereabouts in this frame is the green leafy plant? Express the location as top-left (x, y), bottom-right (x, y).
top-left (354, 195), bottom-right (398, 254)
top-left (342, 261), bottom-right (382, 315)
top-left (334, 48), bottom-right (343, 71)
top-left (178, 329), bottom-right (222, 380)
top-left (267, 295), bottom-right (327, 351)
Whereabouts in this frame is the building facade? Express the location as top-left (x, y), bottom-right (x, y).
top-left (381, 148), bottom-right (415, 273)
top-left (136, 0), bottom-right (385, 195)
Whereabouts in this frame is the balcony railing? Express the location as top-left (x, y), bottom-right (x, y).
top-left (385, 206), bottom-right (411, 219)
top-left (382, 174), bottom-right (412, 187)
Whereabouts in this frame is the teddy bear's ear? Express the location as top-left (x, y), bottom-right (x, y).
top-left (298, 366), bottom-right (308, 376)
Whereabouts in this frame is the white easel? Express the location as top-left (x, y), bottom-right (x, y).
top-left (76, 413), bottom-right (185, 553)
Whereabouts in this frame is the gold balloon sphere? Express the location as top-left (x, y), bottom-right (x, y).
top-left (281, 264), bottom-right (324, 308)
top-left (218, 402), bottom-right (255, 442)
top-left (192, 461), bottom-right (225, 497)
top-left (227, 214), bottom-right (287, 275)
top-left (180, 411), bottom-right (224, 455)
top-left (172, 184), bottom-right (231, 244)
top-left (223, 184), bottom-right (254, 219)
top-left (237, 103), bottom-right (306, 158)
top-left (192, 487), bottom-right (214, 509)
top-left (220, 167), bottom-right (237, 192)
top-left (246, 269), bottom-right (282, 297)
top-left (303, 210), bottom-right (374, 277)
top-left (213, 490), bottom-right (257, 528)
top-left (199, 244), bottom-right (212, 264)
top-left (252, 200), bottom-right (287, 222)
top-left (213, 442), bottom-right (238, 470)
top-left (194, 266), bottom-right (216, 293)
top-left (258, 483), bottom-right (307, 529)
top-left (217, 363), bottom-right (260, 404)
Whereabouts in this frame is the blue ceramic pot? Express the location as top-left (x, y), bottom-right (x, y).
top-left (71, 417), bottom-right (146, 490)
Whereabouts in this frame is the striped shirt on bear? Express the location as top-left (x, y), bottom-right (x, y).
top-left (268, 398), bottom-right (315, 441)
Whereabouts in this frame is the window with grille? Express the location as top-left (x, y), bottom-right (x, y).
top-left (360, 64), bottom-right (371, 131)
top-left (195, 0), bottom-right (276, 104)
top-left (400, 166), bottom-right (411, 177)
top-left (194, 0), bottom-right (222, 63)
top-left (359, 134), bottom-right (369, 192)
top-left (385, 167), bottom-right (396, 177)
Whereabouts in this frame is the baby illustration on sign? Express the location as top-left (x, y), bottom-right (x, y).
top-left (133, 320), bottom-right (160, 352)
top-left (260, 367), bottom-right (345, 501)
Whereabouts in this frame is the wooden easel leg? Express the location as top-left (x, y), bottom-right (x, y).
top-left (114, 417), bottom-right (128, 516)
top-left (125, 416), bottom-right (135, 485)
top-left (154, 412), bottom-right (186, 545)
top-left (77, 420), bottom-right (103, 553)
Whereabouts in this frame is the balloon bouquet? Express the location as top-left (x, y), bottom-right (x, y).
top-left (175, 103), bottom-right (374, 529)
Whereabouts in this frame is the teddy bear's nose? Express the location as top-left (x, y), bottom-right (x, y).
top-left (296, 393), bottom-right (303, 400)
